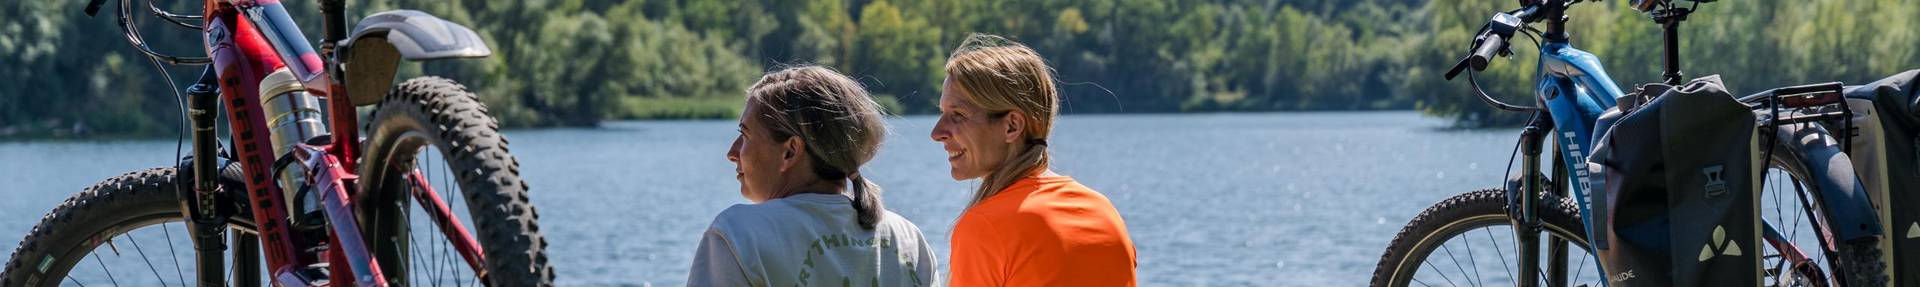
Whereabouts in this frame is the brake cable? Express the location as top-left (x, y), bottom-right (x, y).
top-left (115, 0), bottom-right (211, 65)
top-left (147, 0), bottom-right (202, 30)
top-left (1466, 68), bottom-right (1546, 112)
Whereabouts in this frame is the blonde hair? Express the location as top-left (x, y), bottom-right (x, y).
top-left (944, 33), bottom-right (1059, 207)
top-left (747, 65), bottom-right (891, 229)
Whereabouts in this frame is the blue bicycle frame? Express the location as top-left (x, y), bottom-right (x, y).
top-left (1522, 23), bottom-right (1883, 287)
top-left (1532, 36), bottom-right (1628, 285)
top-left (1452, 2), bottom-right (1889, 287)
top-left (1535, 37), bottom-right (1626, 248)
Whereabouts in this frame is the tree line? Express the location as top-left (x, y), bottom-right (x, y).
top-left (2, 0), bottom-right (1915, 138)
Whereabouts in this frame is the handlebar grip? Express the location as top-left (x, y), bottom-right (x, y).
top-left (1468, 34), bottom-right (1506, 71)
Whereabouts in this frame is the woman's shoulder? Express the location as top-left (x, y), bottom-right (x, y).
top-left (1034, 176), bottom-right (1109, 200)
top-left (712, 193), bottom-right (849, 223)
top-left (706, 200), bottom-right (810, 235)
top-left (959, 175), bottom-right (1128, 237)
top-left (998, 176), bottom-right (1120, 215)
top-left (872, 210), bottom-right (931, 242)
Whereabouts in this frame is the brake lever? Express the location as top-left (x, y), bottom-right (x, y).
top-left (1445, 56), bottom-right (1472, 81)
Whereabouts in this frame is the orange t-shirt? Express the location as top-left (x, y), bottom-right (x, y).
top-left (948, 175), bottom-right (1138, 286)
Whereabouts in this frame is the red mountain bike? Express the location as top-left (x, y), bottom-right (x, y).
top-left (0, 0), bottom-right (554, 286)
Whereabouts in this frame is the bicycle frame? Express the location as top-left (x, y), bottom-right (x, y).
top-left (1489, 11), bottom-right (1625, 287)
top-left (171, 0), bottom-right (484, 286)
top-left (1503, 7), bottom-right (1876, 287)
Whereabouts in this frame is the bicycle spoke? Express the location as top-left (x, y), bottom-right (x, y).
top-left (1411, 277), bottom-right (1437, 287)
top-left (440, 150), bottom-right (454, 287)
top-left (1484, 227), bottom-right (1515, 281)
top-left (1463, 233), bottom-right (1482, 287)
top-left (162, 223), bottom-right (186, 286)
top-left (443, 229), bottom-right (456, 286)
top-left (90, 253), bottom-right (121, 286)
top-left (1420, 257), bottom-right (1465, 287)
top-left (123, 230), bottom-right (171, 286)
top-left (411, 215), bottom-right (423, 287)
top-left (1439, 244), bottom-right (1477, 286)
top-left (1572, 246), bottom-right (1589, 283)
top-left (228, 246), bottom-right (238, 286)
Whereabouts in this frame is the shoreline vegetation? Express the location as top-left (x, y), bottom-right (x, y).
top-left (4, 0), bottom-right (1914, 139)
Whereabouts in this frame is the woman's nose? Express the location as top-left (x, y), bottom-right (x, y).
top-left (930, 120), bottom-right (950, 142)
top-left (726, 136), bottom-right (742, 163)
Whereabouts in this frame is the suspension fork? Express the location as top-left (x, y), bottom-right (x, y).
top-left (1514, 114), bottom-right (1555, 287)
top-left (177, 66), bottom-right (235, 287)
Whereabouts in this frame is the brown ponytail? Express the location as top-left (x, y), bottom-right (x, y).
top-left (848, 172), bottom-right (884, 228)
top-left (747, 66), bottom-right (890, 229)
top-left (944, 34), bottom-right (1060, 207)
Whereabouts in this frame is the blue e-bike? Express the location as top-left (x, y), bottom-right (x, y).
top-left (1369, 0), bottom-right (1887, 286)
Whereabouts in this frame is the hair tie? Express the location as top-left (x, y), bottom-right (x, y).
top-left (1027, 138), bottom-right (1048, 146)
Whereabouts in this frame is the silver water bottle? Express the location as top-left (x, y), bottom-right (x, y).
top-left (259, 68), bottom-right (329, 228)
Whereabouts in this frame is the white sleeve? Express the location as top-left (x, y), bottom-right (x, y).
top-left (687, 228), bottom-right (752, 287)
top-left (914, 233), bottom-right (940, 286)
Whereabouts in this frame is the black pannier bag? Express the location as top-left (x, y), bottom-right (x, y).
top-left (1842, 69), bottom-right (1920, 286)
top-left (1586, 75), bottom-right (1761, 286)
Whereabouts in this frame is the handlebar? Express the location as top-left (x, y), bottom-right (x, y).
top-left (1466, 33), bottom-right (1506, 72)
top-left (1442, 3), bottom-right (1558, 112)
top-left (1444, 8), bottom-right (1532, 81)
top-left (80, 0), bottom-right (211, 65)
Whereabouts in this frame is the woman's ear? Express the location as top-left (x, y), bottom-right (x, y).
top-left (1002, 111), bottom-right (1027, 144)
top-left (780, 137), bottom-right (805, 172)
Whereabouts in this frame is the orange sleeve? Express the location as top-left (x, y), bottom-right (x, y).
top-left (947, 212), bottom-right (1004, 287)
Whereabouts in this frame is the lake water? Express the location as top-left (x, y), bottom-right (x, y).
top-left (0, 112), bottom-right (1523, 286)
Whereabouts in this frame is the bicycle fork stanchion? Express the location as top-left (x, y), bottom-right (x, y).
top-left (1514, 115), bottom-right (1553, 287)
top-left (234, 232), bottom-right (261, 287)
top-left (184, 66), bottom-right (234, 287)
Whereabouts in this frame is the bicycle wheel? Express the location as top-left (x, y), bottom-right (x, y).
top-left (0, 167), bottom-right (265, 286)
top-left (357, 77), bottom-right (555, 286)
top-left (1761, 150), bottom-right (1887, 287)
top-left (1370, 188), bottom-right (1600, 287)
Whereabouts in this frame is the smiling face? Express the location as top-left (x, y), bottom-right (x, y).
top-left (930, 78), bottom-right (1018, 180)
top-left (726, 99), bottom-right (795, 203)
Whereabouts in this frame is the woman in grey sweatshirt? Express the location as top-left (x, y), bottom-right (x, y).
top-left (689, 65), bottom-right (938, 286)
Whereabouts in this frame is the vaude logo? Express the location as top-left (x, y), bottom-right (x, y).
top-left (1698, 225), bottom-right (1745, 262)
top-left (1701, 165), bottom-right (1727, 198)
top-left (1608, 269), bottom-right (1636, 283)
top-left (1907, 222), bottom-right (1919, 239)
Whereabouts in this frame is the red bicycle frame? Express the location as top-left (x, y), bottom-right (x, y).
top-left (180, 0), bottom-right (485, 285)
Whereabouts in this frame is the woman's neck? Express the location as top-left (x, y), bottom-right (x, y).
top-left (776, 179), bottom-right (846, 198)
top-left (1028, 168), bottom-right (1059, 178)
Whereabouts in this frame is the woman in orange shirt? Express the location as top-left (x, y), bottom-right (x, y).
top-left (929, 33), bottom-right (1138, 286)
